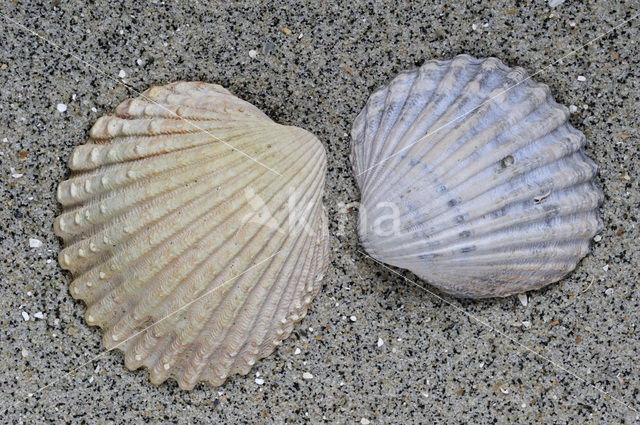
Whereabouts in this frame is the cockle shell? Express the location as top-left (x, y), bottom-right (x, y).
top-left (351, 55), bottom-right (603, 298)
top-left (55, 82), bottom-right (329, 389)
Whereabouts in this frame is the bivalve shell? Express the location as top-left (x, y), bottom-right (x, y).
top-left (351, 55), bottom-right (603, 298)
top-left (55, 82), bottom-right (329, 389)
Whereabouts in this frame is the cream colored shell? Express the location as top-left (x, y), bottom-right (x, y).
top-left (351, 55), bottom-right (603, 298)
top-left (55, 82), bottom-right (329, 389)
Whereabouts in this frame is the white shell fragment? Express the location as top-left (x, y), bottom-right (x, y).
top-left (55, 82), bottom-right (329, 389)
top-left (351, 55), bottom-right (603, 298)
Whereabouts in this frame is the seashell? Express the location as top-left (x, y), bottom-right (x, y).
top-left (351, 55), bottom-right (603, 298)
top-left (55, 82), bottom-right (329, 389)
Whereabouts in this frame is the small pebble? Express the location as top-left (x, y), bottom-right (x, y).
top-left (29, 238), bottom-right (43, 248)
top-left (593, 235), bottom-right (602, 242)
top-left (118, 69), bottom-right (126, 78)
top-left (21, 311), bottom-right (30, 321)
top-left (248, 49), bottom-right (258, 59)
top-left (361, 419), bottom-right (370, 425)
top-left (294, 347), bottom-right (301, 355)
top-left (577, 75), bottom-right (587, 82)
top-left (472, 24), bottom-right (477, 30)
top-left (522, 321), bottom-right (531, 329)
top-left (602, 264), bottom-right (609, 271)
top-left (517, 293), bottom-right (528, 307)
top-left (34, 312), bottom-right (44, 319)
top-left (302, 372), bottom-right (314, 380)
top-left (605, 288), bottom-right (614, 296)
top-left (136, 58), bottom-right (143, 66)
top-left (377, 337), bottom-right (384, 347)
top-left (56, 103), bottom-right (67, 112)
top-left (21, 348), bottom-right (29, 358)
top-left (91, 107), bottom-right (98, 113)
top-left (569, 105), bottom-right (578, 113)
top-left (350, 315), bottom-right (357, 322)
top-left (548, 0), bottom-right (565, 7)
top-left (72, 94), bottom-right (76, 101)
top-left (1, 137), bottom-right (7, 143)
top-left (282, 27), bottom-right (292, 35)
top-left (255, 378), bottom-right (264, 385)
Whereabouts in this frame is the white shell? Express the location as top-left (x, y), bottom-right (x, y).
top-left (55, 82), bottom-right (329, 389)
top-left (351, 55), bottom-right (603, 298)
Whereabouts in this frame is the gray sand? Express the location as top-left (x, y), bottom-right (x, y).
top-left (1, 1), bottom-right (639, 423)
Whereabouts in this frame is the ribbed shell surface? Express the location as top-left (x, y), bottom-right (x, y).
top-left (351, 55), bottom-right (603, 298)
top-left (55, 82), bottom-right (329, 389)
